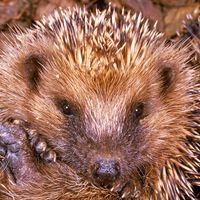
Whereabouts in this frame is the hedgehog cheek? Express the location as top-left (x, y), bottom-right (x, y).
top-left (22, 54), bottom-right (46, 90)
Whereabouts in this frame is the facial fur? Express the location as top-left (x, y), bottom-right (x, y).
top-left (0, 7), bottom-right (199, 200)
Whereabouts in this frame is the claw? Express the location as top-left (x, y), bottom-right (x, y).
top-left (35, 139), bottom-right (47, 154)
top-left (25, 127), bottom-right (57, 163)
top-left (41, 150), bottom-right (56, 162)
top-left (26, 129), bottom-right (38, 140)
top-left (111, 182), bottom-right (125, 193)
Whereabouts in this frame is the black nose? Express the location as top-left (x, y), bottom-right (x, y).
top-left (92, 159), bottom-right (120, 186)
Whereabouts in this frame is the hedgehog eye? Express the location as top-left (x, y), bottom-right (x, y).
top-left (133, 103), bottom-right (144, 120)
top-left (60, 100), bottom-right (74, 116)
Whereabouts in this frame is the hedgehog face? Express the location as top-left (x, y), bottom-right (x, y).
top-left (13, 45), bottom-right (190, 198)
top-left (0, 8), bottom-right (194, 199)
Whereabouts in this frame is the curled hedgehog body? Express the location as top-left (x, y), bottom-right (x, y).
top-left (0, 6), bottom-right (200, 200)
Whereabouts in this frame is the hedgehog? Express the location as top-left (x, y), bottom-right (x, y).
top-left (0, 5), bottom-right (200, 200)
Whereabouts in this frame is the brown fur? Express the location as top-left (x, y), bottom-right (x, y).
top-left (0, 6), bottom-right (200, 200)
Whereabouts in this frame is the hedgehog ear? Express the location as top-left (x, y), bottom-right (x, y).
top-left (22, 54), bottom-right (45, 90)
top-left (159, 63), bottom-right (176, 95)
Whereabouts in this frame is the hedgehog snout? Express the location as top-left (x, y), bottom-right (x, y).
top-left (92, 159), bottom-right (120, 187)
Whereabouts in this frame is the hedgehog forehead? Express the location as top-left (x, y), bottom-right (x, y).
top-left (45, 58), bottom-right (154, 110)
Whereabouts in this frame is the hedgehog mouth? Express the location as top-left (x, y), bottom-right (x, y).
top-left (109, 180), bottom-right (141, 199)
top-left (90, 177), bottom-right (141, 199)
top-left (87, 158), bottom-right (144, 198)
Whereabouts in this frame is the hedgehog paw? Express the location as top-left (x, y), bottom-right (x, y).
top-left (0, 121), bottom-right (45, 184)
top-left (26, 128), bottom-right (57, 163)
top-left (0, 123), bottom-right (20, 166)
